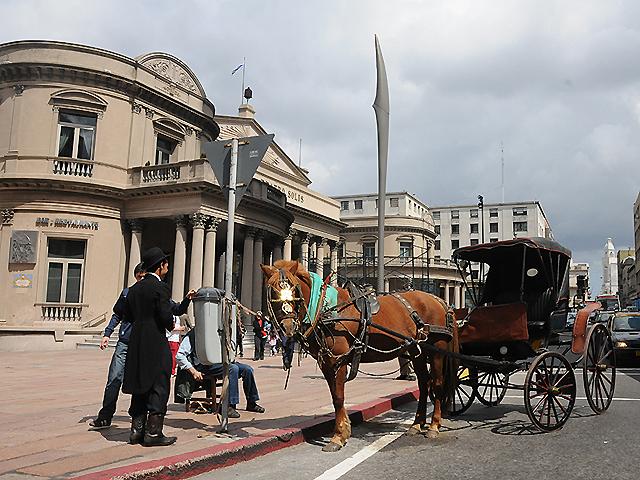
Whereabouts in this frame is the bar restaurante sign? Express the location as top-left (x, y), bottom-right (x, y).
top-left (36, 217), bottom-right (99, 230)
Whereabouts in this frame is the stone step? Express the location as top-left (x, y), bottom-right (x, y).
top-left (76, 336), bottom-right (118, 350)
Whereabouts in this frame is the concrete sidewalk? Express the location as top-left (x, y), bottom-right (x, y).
top-left (0, 347), bottom-right (418, 479)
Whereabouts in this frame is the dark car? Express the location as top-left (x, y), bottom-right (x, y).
top-left (589, 310), bottom-right (615, 326)
top-left (609, 313), bottom-right (640, 366)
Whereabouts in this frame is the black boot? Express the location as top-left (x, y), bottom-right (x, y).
top-left (143, 414), bottom-right (176, 447)
top-left (129, 413), bottom-right (146, 444)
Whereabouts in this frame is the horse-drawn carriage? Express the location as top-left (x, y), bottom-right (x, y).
top-left (450, 237), bottom-right (616, 431)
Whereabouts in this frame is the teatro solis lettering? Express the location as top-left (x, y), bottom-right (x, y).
top-left (35, 217), bottom-right (99, 230)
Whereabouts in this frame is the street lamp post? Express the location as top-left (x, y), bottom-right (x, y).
top-left (477, 194), bottom-right (485, 285)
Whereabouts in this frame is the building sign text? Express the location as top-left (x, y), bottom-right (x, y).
top-left (36, 217), bottom-right (99, 230)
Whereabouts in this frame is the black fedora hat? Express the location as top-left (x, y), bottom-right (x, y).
top-left (141, 247), bottom-right (169, 272)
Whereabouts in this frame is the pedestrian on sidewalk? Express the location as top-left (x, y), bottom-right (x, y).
top-left (176, 329), bottom-right (265, 418)
top-left (268, 329), bottom-right (278, 356)
top-left (122, 248), bottom-right (178, 447)
top-left (167, 315), bottom-right (187, 376)
top-left (395, 357), bottom-right (416, 381)
top-left (252, 311), bottom-right (268, 360)
top-left (89, 261), bottom-right (195, 432)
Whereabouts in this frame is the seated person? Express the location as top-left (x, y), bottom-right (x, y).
top-left (176, 330), bottom-right (265, 418)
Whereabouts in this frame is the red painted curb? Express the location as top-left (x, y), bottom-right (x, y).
top-left (74, 387), bottom-right (419, 480)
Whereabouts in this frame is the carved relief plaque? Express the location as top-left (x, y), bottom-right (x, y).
top-left (9, 231), bottom-right (38, 264)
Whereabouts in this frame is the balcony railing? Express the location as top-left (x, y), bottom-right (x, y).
top-left (52, 159), bottom-right (93, 177)
top-left (142, 164), bottom-right (181, 183)
top-left (37, 303), bottom-right (84, 322)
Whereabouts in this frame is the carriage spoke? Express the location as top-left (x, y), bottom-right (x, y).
top-left (551, 393), bottom-right (568, 416)
top-left (532, 392), bottom-right (548, 414)
top-left (549, 393), bottom-right (560, 425)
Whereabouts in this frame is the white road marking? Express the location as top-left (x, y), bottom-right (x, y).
top-left (313, 419), bottom-right (413, 480)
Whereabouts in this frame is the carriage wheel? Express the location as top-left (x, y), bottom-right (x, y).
top-left (475, 370), bottom-right (509, 407)
top-left (583, 323), bottom-right (616, 414)
top-left (524, 351), bottom-right (576, 432)
top-left (446, 365), bottom-right (477, 416)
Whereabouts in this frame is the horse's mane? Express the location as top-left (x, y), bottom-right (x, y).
top-left (271, 259), bottom-right (312, 288)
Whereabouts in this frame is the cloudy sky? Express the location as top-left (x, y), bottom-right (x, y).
top-left (3, 0), bottom-right (639, 294)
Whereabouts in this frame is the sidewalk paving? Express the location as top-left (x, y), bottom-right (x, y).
top-left (0, 347), bottom-right (418, 479)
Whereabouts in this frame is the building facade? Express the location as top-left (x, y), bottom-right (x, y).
top-left (569, 261), bottom-right (590, 307)
top-left (430, 201), bottom-right (553, 280)
top-left (0, 40), bottom-right (343, 349)
top-left (601, 238), bottom-right (618, 296)
top-left (634, 192), bottom-right (640, 304)
top-left (618, 254), bottom-right (636, 308)
top-left (333, 192), bottom-right (466, 307)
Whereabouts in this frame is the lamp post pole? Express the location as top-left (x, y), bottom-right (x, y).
top-left (478, 194), bottom-right (485, 285)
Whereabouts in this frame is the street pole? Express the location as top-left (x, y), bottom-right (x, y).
top-left (478, 194), bottom-right (484, 291)
top-left (219, 138), bottom-right (238, 433)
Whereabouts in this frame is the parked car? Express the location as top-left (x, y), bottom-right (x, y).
top-left (608, 312), bottom-right (640, 366)
top-left (589, 310), bottom-right (615, 325)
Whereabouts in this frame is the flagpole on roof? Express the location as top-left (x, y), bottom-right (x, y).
top-left (241, 57), bottom-right (246, 104)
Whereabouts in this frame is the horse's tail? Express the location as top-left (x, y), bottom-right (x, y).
top-left (443, 314), bottom-right (460, 414)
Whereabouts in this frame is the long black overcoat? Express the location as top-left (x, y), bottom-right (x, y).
top-left (122, 274), bottom-right (175, 394)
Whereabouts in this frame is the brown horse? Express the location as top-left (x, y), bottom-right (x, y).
top-left (261, 260), bottom-right (459, 452)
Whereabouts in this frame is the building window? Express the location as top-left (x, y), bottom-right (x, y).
top-left (489, 208), bottom-right (499, 218)
top-left (470, 209), bottom-right (478, 218)
top-left (470, 238), bottom-right (479, 246)
top-left (46, 239), bottom-right (86, 303)
top-left (341, 201), bottom-right (349, 211)
top-left (470, 223), bottom-right (479, 234)
top-left (434, 225), bottom-right (440, 235)
top-left (399, 241), bottom-right (413, 258)
top-left (375, 199), bottom-right (378, 209)
top-left (451, 210), bottom-right (459, 219)
top-left (513, 207), bottom-right (528, 216)
top-left (490, 222), bottom-right (498, 233)
top-left (451, 224), bottom-right (460, 235)
top-left (390, 197), bottom-right (399, 207)
top-left (434, 240), bottom-right (441, 250)
top-left (471, 270), bottom-right (479, 279)
top-left (354, 200), bottom-right (363, 210)
top-left (451, 239), bottom-right (459, 250)
top-left (57, 110), bottom-right (97, 160)
top-left (156, 135), bottom-right (177, 165)
top-left (490, 238), bottom-right (498, 243)
top-left (432, 211), bottom-right (440, 220)
top-left (363, 242), bottom-right (376, 259)
top-left (513, 221), bottom-right (528, 232)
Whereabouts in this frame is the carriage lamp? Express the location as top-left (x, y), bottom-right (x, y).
top-left (615, 341), bottom-right (628, 348)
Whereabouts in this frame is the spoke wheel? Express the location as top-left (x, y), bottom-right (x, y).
top-left (475, 370), bottom-right (509, 406)
top-left (447, 365), bottom-right (477, 416)
top-left (583, 323), bottom-right (616, 414)
top-left (524, 351), bottom-right (576, 432)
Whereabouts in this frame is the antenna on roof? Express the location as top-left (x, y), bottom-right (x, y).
top-left (298, 138), bottom-right (302, 167)
top-left (500, 141), bottom-right (505, 203)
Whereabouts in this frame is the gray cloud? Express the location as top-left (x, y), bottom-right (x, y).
top-left (3, 0), bottom-right (639, 294)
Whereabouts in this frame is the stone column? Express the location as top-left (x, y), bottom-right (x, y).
top-left (444, 280), bottom-right (450, 305)
top-left (202, 216), bottom-right (220, 288)
top-left (272, 237), bottom-right (283, 263)
top-left (460, 283), bottom-right (466, 308)
top-left (283, 228), bottom-right (294, 261)
top-left (216, 252), bottom-right (226, 289)
top-left (171, 216), bottom-right (188, 300)
top-left (453, 284), bottom-right (460, 308)
top-left (300, 233), bottom-right (310, 269)
top-left (252, 230), bottom-right (264, 311)
top-left (188, 212), bottom-right (207, 292)
top-left (127, 219), bottom-right (143, 285)
top-left (316, 238), bottom-right (326, 276)
top-left (330, 241), bottom-right (338, 286)
top-left (240, 228), bottom-right (255, 310)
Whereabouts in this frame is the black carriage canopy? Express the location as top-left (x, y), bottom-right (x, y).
top-left (452, 237), bottom-right (571, 308)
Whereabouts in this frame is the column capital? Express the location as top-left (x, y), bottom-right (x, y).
top-left (1, 208), bottom-right (15, 226)
top-left (127, 218), bottom-right (144, 232)
top-left (319, 238), bottom-right (328, 247)
top-left (244, 226), bottom-right (257, 238)
top-left (254, 229), bottom-right (265, 241)
top-left (285, 227), bottom-right (296, 240)
top-left (13, 85), bottom-right (25, 96)
top-left (300, 232), bottom-right (311, 244)
top-left (189, 212), bottom-right (207, 229)
top-left (174, 215), bottom-right (189, 229)
top-left (205, 216), bottom-right (221, 232)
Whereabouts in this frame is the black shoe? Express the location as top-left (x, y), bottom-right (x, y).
top-left (395, 374), bottom-right (417, 381)
top-left (89, 417), bottom-right (111, 430)
top-left (142, 414), bottom-right (176, 447)
top-left (247, 402), bottom-right (265, 413)
top-left (129, 413), bottom-right (146, 444)
top-left (217, 404), bottom-right (241, 418)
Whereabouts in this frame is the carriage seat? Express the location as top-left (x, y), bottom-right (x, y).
top-left (174, 368), bottom-right (223, 413)
top-left (459, 302), bottom-right (529, 344)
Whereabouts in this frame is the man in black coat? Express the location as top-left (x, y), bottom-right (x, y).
top-left (122, 247), bottom-right (176, 447)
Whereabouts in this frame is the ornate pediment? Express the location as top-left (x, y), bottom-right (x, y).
top-left (137, 53), bottom-right (205, 97)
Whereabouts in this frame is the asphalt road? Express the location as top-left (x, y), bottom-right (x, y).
top-left (194, 368), bottom-right (640, 480)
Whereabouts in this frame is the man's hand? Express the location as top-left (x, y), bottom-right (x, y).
top-left (186, 289), bottom-right (197, 300)
top-left (189, 368), bottom-right (203, 382)
top-left (99, 336), bottom-right (110, 350)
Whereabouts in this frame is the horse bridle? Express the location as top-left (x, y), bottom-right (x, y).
top-left (266, 269), bottom-right (307, 337)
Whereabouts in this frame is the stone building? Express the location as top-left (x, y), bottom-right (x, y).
top-left (0, 40), bottom-right (343, 349)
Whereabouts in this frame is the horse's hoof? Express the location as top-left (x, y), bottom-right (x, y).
top-left (322, 441), bottom-right (343, 452)
top-left (407, 424), bottom-right (423, 435)
top-left (426, 428), bottom-right (439, 439)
